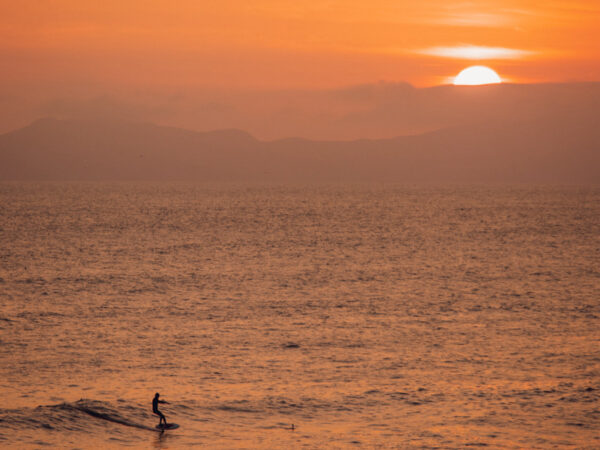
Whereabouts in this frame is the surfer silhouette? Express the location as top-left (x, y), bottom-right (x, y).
top-left (152, 393), bottom-right (169, 426)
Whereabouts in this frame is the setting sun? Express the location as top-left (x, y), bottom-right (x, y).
top-left (454, 66), bottom-right (502, 85)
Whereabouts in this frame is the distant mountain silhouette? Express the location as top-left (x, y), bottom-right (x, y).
top-left (0, 115), bottom-right (598, 183)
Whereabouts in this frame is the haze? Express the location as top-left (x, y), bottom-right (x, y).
top-left (2, 1), bottom-right (600, 135)
top-left (0, 2), bottom-right (599, 181)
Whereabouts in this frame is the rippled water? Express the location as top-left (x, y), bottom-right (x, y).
top-left (0, 183), bottom-right (598, 448)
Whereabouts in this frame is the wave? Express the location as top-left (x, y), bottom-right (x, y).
top-left (0, 399), bottom-right (158, 433)
top-left (59, 400), bottom-right (157, 431)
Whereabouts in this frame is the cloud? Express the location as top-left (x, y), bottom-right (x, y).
top-left (433, 11), bottom-right (511, 27)
top-left (416, 45), bottom-right (535, 60)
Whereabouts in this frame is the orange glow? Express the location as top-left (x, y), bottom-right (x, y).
top-left (0, 1), bottom-right (598, 90)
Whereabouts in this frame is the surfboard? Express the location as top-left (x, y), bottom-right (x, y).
top-left (156, 423), bottom-right (180, 430)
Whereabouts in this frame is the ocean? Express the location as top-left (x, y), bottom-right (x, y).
top-left (0, 183), bottom-right (598, 448)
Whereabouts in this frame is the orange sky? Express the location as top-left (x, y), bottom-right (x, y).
top-left (1, 0), bottom-right (599, 89)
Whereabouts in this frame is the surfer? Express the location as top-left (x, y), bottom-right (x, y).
top-left (152, 393), bottom-right (169, 426)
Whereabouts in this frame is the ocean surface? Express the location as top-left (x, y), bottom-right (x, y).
top-left (0, 183), bottom-right (598, 449)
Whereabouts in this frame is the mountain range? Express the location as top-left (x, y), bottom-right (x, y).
top-left (0, 108), bottom-right (598, 183)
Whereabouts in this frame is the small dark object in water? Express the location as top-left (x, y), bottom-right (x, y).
top-left (284, 343), bottom-right (300, 349)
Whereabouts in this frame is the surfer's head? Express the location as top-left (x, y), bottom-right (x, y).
top-left (155, 392), bottom-right (160, 398)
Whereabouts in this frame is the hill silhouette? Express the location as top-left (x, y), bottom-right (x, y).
top-left (0, 115), bottom-right (598, 183)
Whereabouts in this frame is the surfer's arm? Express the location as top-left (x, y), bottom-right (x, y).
top-left (159, 400), bottom-right (170, 404)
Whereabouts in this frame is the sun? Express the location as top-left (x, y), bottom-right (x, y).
top-left (453, 66), bottom-right (502, 85)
